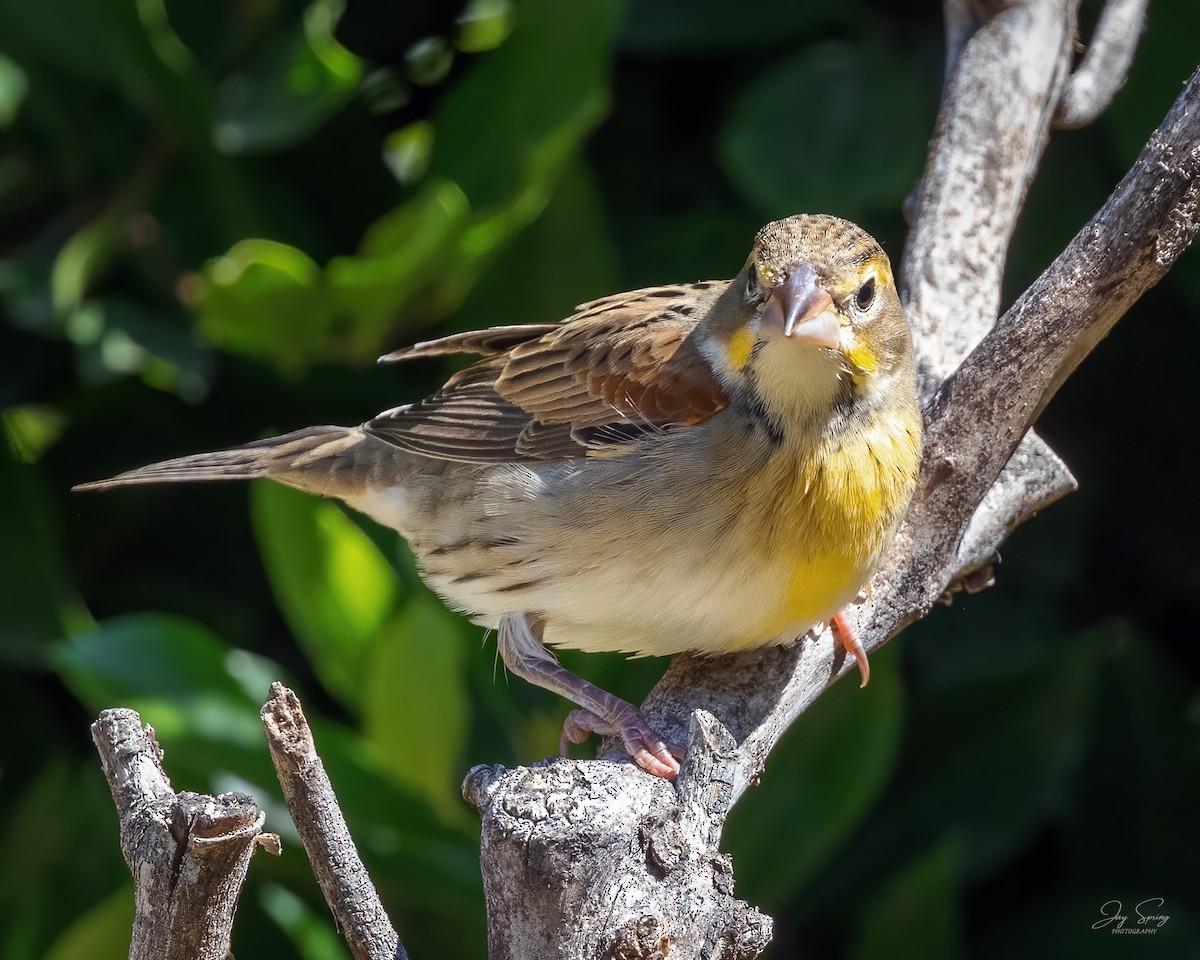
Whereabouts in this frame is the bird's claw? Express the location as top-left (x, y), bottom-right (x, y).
top-left (830, 610), bottom-right (871, 687)
top-left (561, 707), bottom-right (683, 780)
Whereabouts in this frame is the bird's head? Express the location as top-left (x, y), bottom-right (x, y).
top-left (701, 214), bottom-right (916, 432)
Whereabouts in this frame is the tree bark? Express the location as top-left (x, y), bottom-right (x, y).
top-left (263, 683), bottom-right (407, 960)
top-left (93, 1), bottom-right (1199, 957)
top-left (464, 3), bottom-right (1200, 957)
top-left (92, 709), bottom-right (269, 960)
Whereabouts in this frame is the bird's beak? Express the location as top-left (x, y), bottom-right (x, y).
top-left (761, 264), bottom-right (840, 349)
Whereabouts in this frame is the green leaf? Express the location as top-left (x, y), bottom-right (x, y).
top-left (719, 39), bottom-right (935, 220)
top-left (0, 0), bottom-right (213, 145)
top-left (0, 448), bottom-right (87, 664)
top-left (70, 297), bottom-right (215, 401)
top-left (326, 177), bottom-right (471, 347)
top-left (0, 0), bottom-right (112, 80)
top-left (0, 53), bottom-right (28, 129)
top-left (326, 0), bottom-right (624, 352)
top-left (55, 613), bottom-right (266, 744)
top-left (453, 157), bottom-right (619, 330)
top-left (363, 597), bottom-right (472, 811)
top-left (43, 886), bottom-right (133, 960)
top-left (197, 238), bottom-right (333, 372)
top-left (2, 404), bottom-right (66, 464)
top-left (225, 0), bottom-right (625, 367)
top-left (260, 884), bottom-right (351, 960)
top-left (0, 761), bottom-right (127, 959)
top-left (1064, 620), bottom-right (1200, 892)
top-left (431, 0), bottom-right (625, 211)
top-left (58, 613), bottom-right (245, 703)
top-left (405, 38), bottom-right (454, 87)
top-left (725, 642), bottom-right (905, 906)
top-left (382, 120), bottom-right (435, 186)
top-left (848, 839), bottom-right (965, 960)
top-left (51, 205), bottom-right (135, 318)
top-left (213, 0), bottom-right (361, 155)
top-left (455, 0), bottom-right (516, 54)
top-left (251, 481), bottom-right (399, 710)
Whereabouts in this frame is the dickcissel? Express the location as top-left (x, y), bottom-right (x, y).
top-left (78, 214), bottom-right (922, 780)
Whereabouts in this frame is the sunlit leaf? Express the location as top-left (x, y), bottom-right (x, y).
top-left (51, 206), bottom-right (132, 318)
top-left (251, 481), bottom-right (399, 710)
top-left (197, 239), bottom-right (332, 372)
top-left (0, 54), bottom-right (28, 129)
top-left (455, 0), bottom-right (515, 54)
top-left (382, 120), bottom-right (434, 186)
top-left (2, 404), bottom-right (66, 464)
top-left (326, 177), bottom-right (471, 346)
top-left (326, 0), bottom-right (624, 352)
top-left (260, 884), bottom-right (350, 960)
top-left (432, 0), bottom-right (624, 212)
top-left (55, 613), bottom-right (265, 745)
top-left (453, 158), bottom-right (619, 329)
top-left (363, 597), bottom-right (472, 812)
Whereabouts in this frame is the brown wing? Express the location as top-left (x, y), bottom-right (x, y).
top-left (365, 281), bottom-right (731, 463)
top-left (377, 324), bottom-right (561, 363)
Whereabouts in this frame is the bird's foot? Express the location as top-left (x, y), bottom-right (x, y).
top-left (561, 706), bottom-right (683, 781)
top-left (497, 612), bottom-right (683, 780)
top-left (830, 610), bottom-right (870, 687)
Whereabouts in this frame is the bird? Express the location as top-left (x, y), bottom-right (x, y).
top-left (76, 214), bottom-right (923, 781)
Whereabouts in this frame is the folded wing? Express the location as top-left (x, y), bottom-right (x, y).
top-left (366, 282), bottom-right (731, 463)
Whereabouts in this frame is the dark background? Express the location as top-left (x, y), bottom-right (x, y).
top-left (2, 1), bottom-right (1197, 957)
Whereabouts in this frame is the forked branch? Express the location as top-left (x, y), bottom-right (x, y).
top-left (468, 8), bottom-right (1200, 960)
top-left (92, 709), bottom-right (270, 960)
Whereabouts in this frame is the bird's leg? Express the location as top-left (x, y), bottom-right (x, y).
top-left (497, 613), bottom-right (681, 780)
top-left (830, 611), bottom-right (870, 688)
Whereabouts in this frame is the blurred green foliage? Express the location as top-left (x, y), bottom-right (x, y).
top-left (2, 1), bottom-right (1198, 958)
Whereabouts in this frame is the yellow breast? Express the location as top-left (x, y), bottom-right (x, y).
top-left (731, 409), bottom-right (921, 647)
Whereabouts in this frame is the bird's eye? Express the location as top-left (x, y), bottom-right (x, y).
top-left (744, 271), bottom-right (763, 304)
top-left (854, 276), bottom-right (877, 312)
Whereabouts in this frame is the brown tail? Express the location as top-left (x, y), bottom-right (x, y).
top-left (73, 426), bottom-right (381, 497)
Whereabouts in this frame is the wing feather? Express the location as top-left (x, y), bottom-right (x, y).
top-left (365, 281), bottom-right (733, 463)
top-left (378, 324), bottom-right (560, 362)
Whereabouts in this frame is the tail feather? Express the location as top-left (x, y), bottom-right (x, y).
top-left (73, 426), bottom-right (368, 494)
